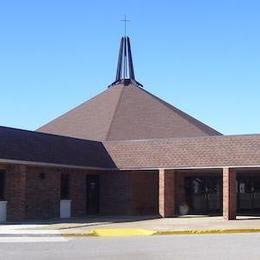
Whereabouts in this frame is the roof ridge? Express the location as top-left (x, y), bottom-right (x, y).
top-left (104, 85), bottom-right (126, 140)
top-left (133, 85), bottom-right (221, 136)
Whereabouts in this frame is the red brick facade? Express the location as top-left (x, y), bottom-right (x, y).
top-left (0, 162), bottom-right (255, 222)
top-left (100, 171), bottom-right (131, 215)
top-left (25, 167), bottom-right (60, 219)
top-left (70, 171), bottom-right (87, 217)
top-left (130, 171), bottom-right (159, 215)
top-left (2, 164), bottom-right (103, 221)
top-left (100, 170), bottom-right (159, 216)
top-left (1, 165), bottom-right (160, 221)
top-left (5, 165), bottom-right (27, 221)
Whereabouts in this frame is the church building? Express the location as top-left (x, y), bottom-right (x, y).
top-left (0, 36), bottom-right (260, 222)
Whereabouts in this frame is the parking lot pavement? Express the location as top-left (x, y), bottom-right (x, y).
top-left (1, 233), bottom-right (260, 259)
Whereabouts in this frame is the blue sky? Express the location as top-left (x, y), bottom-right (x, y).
top-left (0, 0), bottom-right (260, 135)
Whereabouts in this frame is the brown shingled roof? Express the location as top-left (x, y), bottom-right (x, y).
top-left (38, 83), bottom-right (221, 140)
top-left (104, 135), bottom-right (260, 169)
top-left (1, 126), bottom-right (260, 170)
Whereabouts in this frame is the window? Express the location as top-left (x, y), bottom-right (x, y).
top-left (60, 174), bottom-right (70, 200)
top-left (0, 171), bottom-right (5, 200)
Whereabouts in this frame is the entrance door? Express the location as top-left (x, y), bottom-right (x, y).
top-left (238, 176), bottom-right (260, 213)
top-left (86, 175), bottom-right (100, 215)
top-left (185, 176), bottom-right (222, 214)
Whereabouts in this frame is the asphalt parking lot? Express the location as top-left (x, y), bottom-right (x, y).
top-left (1, 233), bottom-right (260, 260)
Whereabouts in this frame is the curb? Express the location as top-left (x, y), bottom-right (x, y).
top-left (2, 228), bottom-right (260, 238)
top-left (62, 228), bottom-right (260, 237)
top-left (64, 228), bottom-right (157, 237)
top-left (156, 229), bottom-right (260, 235)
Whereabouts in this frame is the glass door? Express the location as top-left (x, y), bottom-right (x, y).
top-left (190, 177), bottom-right (207, 212)
top-left (207, 177), bottom-right (221, 211)
top-left (185, 176), bottom-right (222, 214)
top-left (238, 176), bottom-right (260, 213)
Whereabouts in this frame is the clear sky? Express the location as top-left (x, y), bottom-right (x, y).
top-left (0, 0), bottom-right (260, 135)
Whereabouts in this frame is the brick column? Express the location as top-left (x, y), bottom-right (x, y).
top-left (223, 167), bottom-right (237, 220)
top-left (159, 169), bottom-right (175, 217)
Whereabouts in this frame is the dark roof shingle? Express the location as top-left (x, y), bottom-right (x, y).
top-left (0, 126), bottom-right (115, 169)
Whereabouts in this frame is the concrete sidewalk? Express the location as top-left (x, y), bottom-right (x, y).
top-left (2, 215), bottom-right (260, 237)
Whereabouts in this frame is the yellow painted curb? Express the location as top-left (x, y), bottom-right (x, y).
top-left (156, 228), bottom-right (260, 235)
top-left (62, 228), bottom-right (260, 237)
top-left (86, 228), bottom-right (156, 237)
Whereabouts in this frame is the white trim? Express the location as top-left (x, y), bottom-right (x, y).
top-left (118, 164), bottom-right (260, 171)
top-left (0, 159), bottom-right (117, 171)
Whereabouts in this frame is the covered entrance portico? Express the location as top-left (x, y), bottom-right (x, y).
top-left (158, 167), bottom-right (239, 220)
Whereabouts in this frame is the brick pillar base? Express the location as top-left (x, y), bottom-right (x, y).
top-left (159, 169), bottom-right (175, 217)
top-left (223, 167), bottom-right (237, 220)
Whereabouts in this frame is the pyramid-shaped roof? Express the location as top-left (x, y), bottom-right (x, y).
top-left (37, 83), bottom-right (221, 141)
top-left (38, 36), bottom-right (221, 140)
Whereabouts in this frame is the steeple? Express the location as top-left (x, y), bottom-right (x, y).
top-left (109, 36), bottom-right (143, 88)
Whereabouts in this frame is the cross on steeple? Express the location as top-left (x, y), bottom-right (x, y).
top-left (108, 17), bottom-right (143, 88)
top-left (120, 15), bottom-right (130, 37)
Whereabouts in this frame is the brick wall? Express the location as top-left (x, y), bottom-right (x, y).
top-left (70, 170), bottom-right (87, 217)
top-left (2, 164), bottom-right (161, 220)
top-left (130, 171), bottom-right (159, 215)
top-left (25, 168), bottom-right (104, 220)
top-left (3, 164), bottom-right (104, 221)
top-left (25, 167), bottom-right (60, 220)
top-left (5, 165), bottom-right (27, 221)
top-left (99, 171), bottom-right (131, 215)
